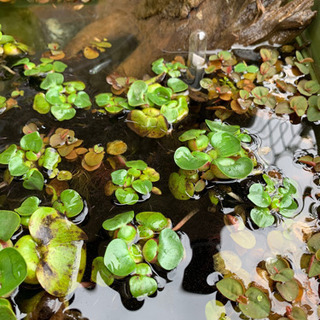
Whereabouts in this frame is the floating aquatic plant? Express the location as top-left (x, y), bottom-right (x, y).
top-left (169, 120), bottom-right (255, 200)
top-left (92, 210), bottom-right (184, 298)
top-left (83, 37), bottom-right (112, 60)
top-left (200, 47), bottom-right (320, 121)
top-left (105, 159), bottom-right (161, 205)
top-left (32, 73), bottom-right (91, 121)
top-left (248, 174), bottom-right (299, 228)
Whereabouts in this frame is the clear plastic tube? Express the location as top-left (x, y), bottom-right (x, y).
top-left (187, 30), bottom-right (207, 89)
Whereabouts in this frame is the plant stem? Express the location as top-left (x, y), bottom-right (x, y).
top-left (173, 209), bottom-right (199, 231)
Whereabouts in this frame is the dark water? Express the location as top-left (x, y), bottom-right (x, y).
top-left (0, 2), bottom-right (319, 320)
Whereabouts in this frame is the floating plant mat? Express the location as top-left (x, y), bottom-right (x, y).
top-left (1, 8), bottom-right (320, 320)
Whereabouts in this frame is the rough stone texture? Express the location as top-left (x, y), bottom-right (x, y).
top-left (65, 0), bottom-right (316, 77)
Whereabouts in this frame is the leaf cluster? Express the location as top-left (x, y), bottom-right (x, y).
top-left (248, 174), bottom-right (298, 228)
top-left (33, 73), bottom-right (91, 121)
top-left (106, 160), bottom-right (161, 205)
top-left (169, 120), bottom-right (255, 200)
top-left (92, 210), bottom-right (183, 298)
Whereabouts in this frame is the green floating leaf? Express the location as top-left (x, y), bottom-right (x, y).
top-left (307, 233), bottom-right (320, 253)
top-left (51, 103), bottom-right (76, 121)
top-left (210, 132), bottom-right (241, 157)
top-left (129, 275), bottom-right (157, 298)
top-left (168, 172), bottom-right (195, 200)
top-left (15, 196), bottom-right (40, 217)
top-left (53, 61), bottom-right (67, 73)
top-left (152, 58), bottom-right (167, 75)
top-left (91, 257), bottom-right (114, 287)
top-left (265, 257), bottom-right (289, 276)
top-left (126, 160), bottom-right (147, 171)
top-left (33, 93), bottom-right (51, 114)
top-left (174, 147), bottom-right (207, 170)
top-left (0, 210), bottom-right (20, 241)
top-left (74, 91), bottom-right (92, 109)
top-left (117, 225), bottom-right (136, 243)
top-left (115, 188), bottom-right (139, 205)
top-left (290, 96), bottom-right (308, 117)
top-left (135, 263), bottom-right (151, 276)
top-left (132, 180), bottom-right (152, 195)
top-left (29, 207), bottom-right (87, 297)
top-left (250, 207), bottom-right (274, 228)
top-left (102, 211), bottom-right (134, 231)
top-left (0, 247), bottom-right (27, 296)
top-left (213, 157), bottom-right (253, 179)
top-left (143, 239), bottom-right (158, 262)
top-left (216, 278), bottom-right (244, 301)
top-left (238, 287), bottom-right (271, 319)
top-left (14, 235), bottom-right (39, 284)
top-left (23, 168), bottom-right (44, 191)
top-left (8, 153), bottom-right (29, 177)
top-left (136, 211), bottom-right (168, 231)
top-left (104, 238), bottom-right (136, 277)
top-left (179, 129), bottom-right (207, 142)
top-left (0, 144), bottom-right (17, 165)
top-left (205, 120), bottom-right (240, 134)
top-left (276, 278), bottom-right (299, 301)
top-left (148, 86), bottom-right (172, 106)
top-left (248, 183), bottom-right (271, 207)
top-left (158, 228), bottom-right (184, 270)
top-left (0, 303), bottom-right (16, 320)
top-left (111, 169), bottom-right (128, 186)
top-left (42, 147), bottom-right (60, 170)
top-left (60, 189), bottom-right (84, 218)
top-left (270, 268), bottom-right (294, 282)
top-left (167, 78), bottom-right (188, 92)
top-left (308, 258), bottom-right (320, 277)
top-left (20, 132), bottom-right (43, 153)
top-left (137, 225), bottom-right (154, 240)
top-left (127, 80), bottom-right (148, 106)
top-left (40, 73), bottom-right (64, 90)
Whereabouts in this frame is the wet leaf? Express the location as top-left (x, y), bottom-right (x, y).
top-left (297, 80), bottom-right (320, 96)
top-left (111, 169), bottom-right (128, 185)
top-left (33, 93), bottom-right (50, 114)
top-left (265, 257), bottom-right (289, 276)
top-left (216, 278), bottom-right (244, 301)
top-left (14, 196), bottom-right (40, 216)
top-left (8, 153), bottom-right (29, 176)
top-left (174, 147), bottom-right (207, 170)
top-left (158, 228), bottom-right (183, 270)
top-left (42, 147), bottom-right (59, 170)
top-left (74, 91), bottom-right (91, 109)
top-left (51, 103), bottom-right (76, 121)
top-left (14, 235), bottom-right (39, 284)
top-left (59, 189), bottom-right (83, 218)
top-left (126, 160), bottom-right (147, 170)
top-left (238, 287), bottom-right (271, 319)
top-left (290, 96), bottom-right (308, 117)
top-left (160, 96), bottom-right (189, 123)
top-left (250, 207), bottom-right (274, 228)
top-left (167, 78), bottom-right (188, 92)
top-left (104, 238), bottom-right (136, 277)
top-left (102, 211), bottom-right (134, 231)
top-left (169, 172), bottom-right (195, 200)
top-left (0, 210), bottom-right (20, 241)
top-left (0, 302), bottom-right (16, 320)
top-left (106, 140), bottom-right (127, 155)
top-left (20, 132), bottom-right (43, 153)
top-left (308, 258), bottom-right (320, 277)
top-left (205, 120), bottom-right (239, 134)
top-left (143, 239), bottom-right (158, 262)
top-left (117, 225), bottom-right (136, 243)
top-left (0, 247), bottom-right (27, 296)
top-left (148, 86), bottom-right (172, 106)
top-left (40, 73), bottom-right (64, 90)
top-left (276, 278), bottom-right (299, 301)
top-left (91, 257), bottom-right (114, 286)
top-left (115, 188), bottom-right (139, 205)
top-left (129, 275), bottom-right (157, 298)
top-left (23, 168), bottom-right (44, 191)
top-left (137, 226), bottom-right (154, 240)
top-left (213, 157), bottom-right (253, 179)
top-left (307, 95), bottom-right (320, 121)
top-left (275, 101), bottom-right (293, 115)
top-left (270, 268), bottom-right (294, 282)
top-left (211, 132), bottom-right (241, 157)
top-left (179, 129), bottom-right (207, 142)
top-left (127, 108), bottom-right (169, 138)
top-left (136, 211), bottom-right (168, 231)
top-left (132, 179), bottom-right (152, 195)
top-left (0, 144), bottom-right (17, 165)
top-left (307, 233), bottom-right (320, 253)
top-left (127, 80), bottom-right (148, 106)
top-left (248, 183), bottom-right (271, 207)
top-left (83, 46), bottom-right (99, 59)
top-left (53, 61), bottom-right (67, 73)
